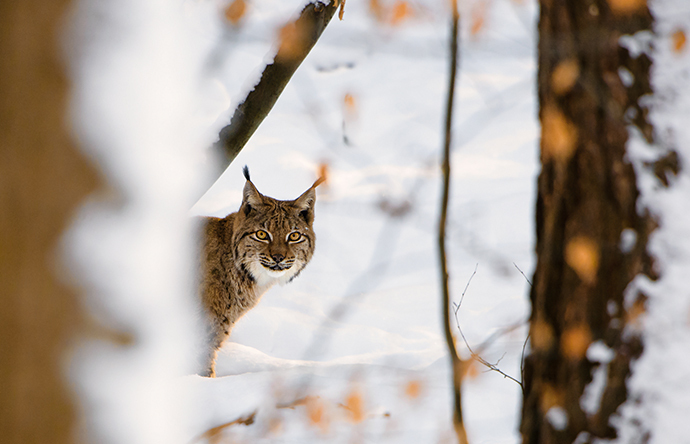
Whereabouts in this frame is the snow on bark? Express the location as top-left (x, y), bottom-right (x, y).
top-left (613, 2), bottom-right (690, 442)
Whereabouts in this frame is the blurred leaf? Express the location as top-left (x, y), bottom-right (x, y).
top-left (606, 0), bottom-right (646, 15)
top-left (531, 319), bottom-right (555, 352)
top-left (560, 324), bottom-right (592, 360)
top-left (539, 384), bottom-right (564, 413)
top-left (267, 415), bottom-right (283, 436)
top-left (672, 29), bottom-right (687, 53)
top-left (464, 360), bottom-right (480, 380)
top-left (551, 59), bottom-right (580, 95)
top-left (470, 2), bottom-right (487, 37)
top-left (317, 162), bottom-right (330, 186)
top-left (404, 379), bottom-right (423, 399)
top-left (344, 388), bottom-right (365, 423)
top-left (390, 1), bottom-right (413, 25)
top-left (306, 397), bottom-right (330, 433)
top-left (542, 104), bottom-right (578, 163)
top-left (625, 297), bottom-right (646, 327)
top-left (224, 0), bottom-right (247, 25)
top-left (565, 236), bottom-right (599, 285)
top-left (369, 0), bottom-right (386, 22)
top-left (343, 92), bottom-right (357, 119)
top-left (277, 20), bottom-right (309, 62)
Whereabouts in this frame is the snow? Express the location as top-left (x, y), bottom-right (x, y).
top-left (67, 0), bottom-right (538, 442)
top-left (64, 0), bottom-right (209, 442)
top-left (184, 1), bottom-right (538, 441)
top-left (581, 341), bottom-right (615, 416)
top-left (611, 2), bottom-right (690, 442)
top-left (63, 0), bottom-right (690, 441)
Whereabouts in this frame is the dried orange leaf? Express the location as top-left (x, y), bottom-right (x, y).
top-left (531, 319), bottom-right (555, 352)
top-left (539, 384), bottom-right (564, 412)
top-left (267, 415), bottom-right (283, 435)
top-left (338, 0), bottom-right (346, 20)
top-left (625, 297), bottom-right (646, 326)
top-left (344, 389), bottom-right (365, 423)
top-left (551, 59), bottom-right (580, 95)
top-left (390, 1), bottom-right (412, 25)
top-left (306, 397), bottom-right (329, 432)
top-left (369, 0), bottom-right (385, 22)
top-left (224, 0), bottom-right (247, 25)
top-left (277, 20), bottom-right (308, 62)
top-left (672, 29), bottom-right (687, 53)
top-left (343, 92), bottom-right (357, 119)
top-left (464, 360), bottom-right (480, 380)
top-left (404, 380), bottom-right (423, 399)
top-left (542, 105), bottom-right (578, 163)
top-left (470, 2), bottom-right (487, 37)
top-left (560, 324), bottom-right (592, 360)
top-left (317, 163), bottom-right (330, 186)
top-left (565, 236), bottom-right (599, 284)
top-left (607, 0), bottom-right (646, 15)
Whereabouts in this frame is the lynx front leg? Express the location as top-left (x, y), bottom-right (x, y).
top-left (201, 321), bottom-right (230, 377)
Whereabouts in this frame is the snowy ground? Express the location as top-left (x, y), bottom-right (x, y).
top-left (66, 0), bottom-right (690, 443)
top-left (185, 0), bottom-right (537, 442)
top-left (66, 0), bottom-right (538, 443)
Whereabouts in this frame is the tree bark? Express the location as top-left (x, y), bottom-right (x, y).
top-left (0, 1), bottom-right (100, 443)
top-left (521, 1), bottom-right (661, 443)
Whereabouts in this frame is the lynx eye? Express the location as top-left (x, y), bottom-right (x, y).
top-left (255, 230), bottom-right (269, 241)
top-left (288, 231), bottom-right (302, 242)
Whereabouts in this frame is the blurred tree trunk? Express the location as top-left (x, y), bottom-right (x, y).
top-left (0, 1), bottom-right (99, 443)
top-left (520, 1), bottom-right (667, 443)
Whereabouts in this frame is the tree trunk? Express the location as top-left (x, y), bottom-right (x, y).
top-left (0, 1), bottom-right (100, 443)
top-left (521, 1), bottom-right (661, 443)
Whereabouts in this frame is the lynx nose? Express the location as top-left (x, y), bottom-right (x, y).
top-left (271, 254), bottom-right (285, 263)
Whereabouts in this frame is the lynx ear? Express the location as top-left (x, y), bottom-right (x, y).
top-left (293, 176), bottom-right (325, 224)
top-left (241, 166), bottom-right (263, 216)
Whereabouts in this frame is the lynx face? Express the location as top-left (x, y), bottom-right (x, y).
top-left (232, 185), bottom-right (317, 287)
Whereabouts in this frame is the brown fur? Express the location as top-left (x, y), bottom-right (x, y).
top-left (199, 168), bottom-right (323, 377)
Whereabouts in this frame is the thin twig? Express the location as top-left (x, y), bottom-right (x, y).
top-left (520, 332), bottom-right (530, 390)
top-left (512, 262), bottom-right (532, 386)
top-left (452, 269), bottom-right (525, 393)
top-left (473, 321), bottom-right (526, 356)
top-left (513, 262), bottom-right (533, 287)
top-left (457, 263), bottom-right (478, 308)
top-left (453, 308), bottom-right (525, 390)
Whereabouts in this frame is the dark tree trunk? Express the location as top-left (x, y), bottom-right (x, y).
top-left (0, 1), bottom-right (100, 443)
top-left (520, 1), bottom-right (662, 443)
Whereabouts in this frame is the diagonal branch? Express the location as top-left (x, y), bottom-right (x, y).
top-left (214, 1), bottom-right (339, 169)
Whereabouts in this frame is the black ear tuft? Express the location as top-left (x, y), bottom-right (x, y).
top-left (243, 166), bottom-right (250, 181)
top-left (299, 208), bottom-right (313, 225)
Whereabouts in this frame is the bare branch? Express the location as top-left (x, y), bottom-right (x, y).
top-left (520, 332), bottom-right (530, 391)
top-left (457, 263), bottom-right (478, 309)
top-left (438, 0), bottom-right (468, 442)
top-left (513, 262), bottom-right (533, 287)
top-left (453, 269), bottom-right (526, 393)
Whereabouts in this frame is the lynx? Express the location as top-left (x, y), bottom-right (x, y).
top-left (199, 167), bottom-right (323, 377)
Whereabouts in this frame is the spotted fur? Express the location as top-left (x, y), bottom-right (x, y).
top-left (199, 167), bottom-right (323, 377)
